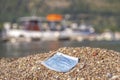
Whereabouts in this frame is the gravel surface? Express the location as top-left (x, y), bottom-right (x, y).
top-left (0, 47), bottom-right (120, 80)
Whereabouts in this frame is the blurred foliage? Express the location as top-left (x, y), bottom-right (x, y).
top-left (0, 0), bottom-right (120, 32)
top-left (0, 23), bottom-right (3, 31)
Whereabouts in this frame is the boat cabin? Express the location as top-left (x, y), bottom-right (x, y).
top-left (18, 16), bottom-right (46, 31)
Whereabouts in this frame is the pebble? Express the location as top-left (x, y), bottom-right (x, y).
top-left (0, 47), bottom-right (120, 80)
top-left (110, 75), bottom-right (119, 80)
top-left (106, 73), bottom-right (112, 78)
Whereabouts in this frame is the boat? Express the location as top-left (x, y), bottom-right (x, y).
top-left (70, 23), bottom-right (96, 41)
top-left (1, 16), bottom-right (58, 42)
top-left (1, 14), bottom-right (71, 42)
top-left (1, 14), bottom-right (96, 42)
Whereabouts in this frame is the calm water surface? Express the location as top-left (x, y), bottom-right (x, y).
top-left (0, 41), bottom-right (120, 58)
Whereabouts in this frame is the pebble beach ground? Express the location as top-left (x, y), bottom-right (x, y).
top-left (0, 47), bottom-right (120, 80)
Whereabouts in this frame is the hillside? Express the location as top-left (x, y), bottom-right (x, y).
top-left (0, 0), bottom-right (120, 32)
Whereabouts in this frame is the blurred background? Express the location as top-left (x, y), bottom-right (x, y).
top-left (0, 0), bottom-right (120, 58)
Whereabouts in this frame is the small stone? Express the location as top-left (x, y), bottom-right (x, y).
top-left (106, 73), bottom-right (112, 78)
top-left (110, 75), bottom-right (119, 80)
top-left (80, 78), bottom-right (85, 80)
top-left (37, 67), bottom-right (40, 70)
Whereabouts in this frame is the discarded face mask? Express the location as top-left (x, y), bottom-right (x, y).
top-left (41, 52), bottom-right (79, 72)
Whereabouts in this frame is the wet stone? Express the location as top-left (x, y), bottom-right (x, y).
top-left (0, 47), bottom-right (120, 80)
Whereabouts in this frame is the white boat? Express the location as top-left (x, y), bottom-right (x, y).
top-left (2, 16), bottom-right (61, 42)
top-left (1, 15), bottom-right (96, 42)
top-left (70, 24), bottom-right (96, 41)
